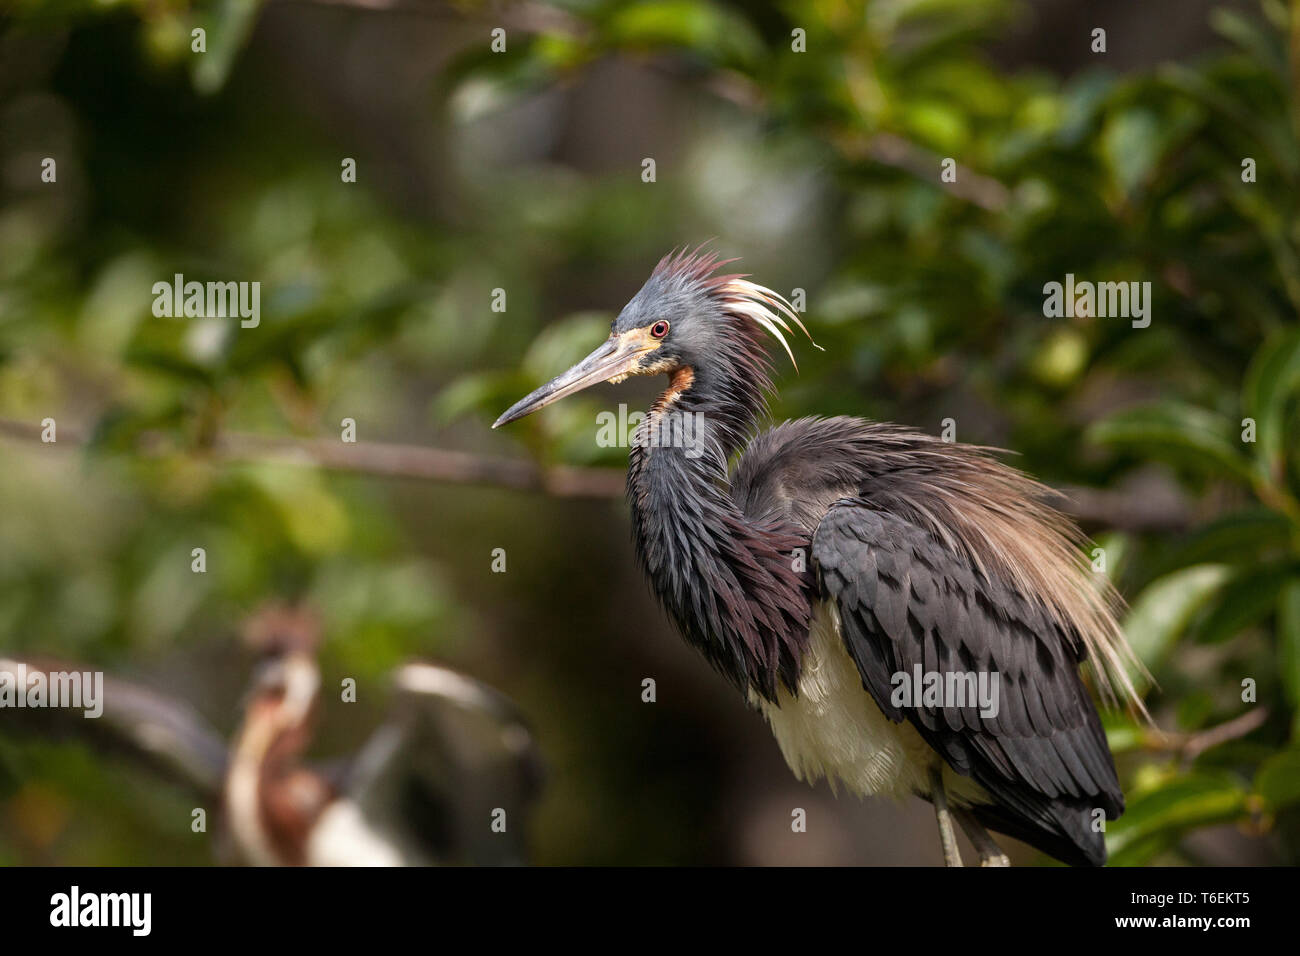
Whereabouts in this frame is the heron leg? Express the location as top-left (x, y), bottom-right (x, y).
top-left (928, 766), bottom-right (963, 867)
top-left (954, 808), bottom-right (1010, 867)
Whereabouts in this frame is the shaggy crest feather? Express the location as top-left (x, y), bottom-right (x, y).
top-left (652, 245), bottom-right (821, 369)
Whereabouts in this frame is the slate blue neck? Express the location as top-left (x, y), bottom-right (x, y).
top-left (626, 359), bottom-right (812, 702)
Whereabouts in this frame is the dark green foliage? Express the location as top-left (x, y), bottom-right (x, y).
top-left (1, 0), bottom-right (1297, 864)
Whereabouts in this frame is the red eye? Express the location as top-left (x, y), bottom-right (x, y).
top-left (650, 320), bottom-right (670, 339)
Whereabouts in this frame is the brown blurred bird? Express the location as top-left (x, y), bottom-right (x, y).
top-left (494, 247), bottom-right (1144, 866)
top-left (3, 607), bottom-right (542, 866)
top-left (228, 604), bottom-right (543, 865)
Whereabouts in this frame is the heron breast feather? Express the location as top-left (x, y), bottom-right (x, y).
top-left (752, 602), bottom-right (989, 806)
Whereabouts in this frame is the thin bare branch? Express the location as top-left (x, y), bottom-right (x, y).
top-left (853, 132), bottom-right (1011, 213)
top-left (1060, 482), bottom-right (1191, 533)
top-left (1137, 708), bottom-right (1270, 766)
top-left (1, 416), bottom-right (1198, 528)
top-left (0, 418), bottom-right (625, 499)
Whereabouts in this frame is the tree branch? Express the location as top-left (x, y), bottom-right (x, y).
top-left (1, 416), bottom-right (1197, 529)
top-left (0, 418), bottom-right (625, 499)
top-left (1139, 708), bottom-right (1270, 767)
top-left (846, 131), bottom-right (1011, 213)
top-left (1059, 481), bottom-right (1191, 533)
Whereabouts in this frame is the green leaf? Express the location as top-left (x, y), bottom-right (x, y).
top-left (1092, 530), bottom-right (1129, 580)
top-left (1176, 691), bottom-right (1217, 731)
top-left (1106, 770), bottom-right (1249, 865)
top-left (430, 372), bottom-right (513, 424)
top-left (243, 465), bottom-right (350, 556)
top-left (1101, 715), bottom-right (1146, 755)
top-left (602, 1), bottom-right (763, 66)
top-left (1055, 69), bottom-right (1117, 147)
top-left (1279, 580), bottom-right (1300, 714)
top-left (1123, 565), bottom-right (1231, 677)
top-left (1256, 748), bottom-right (1300, 811)
top-left (1101, 109), bottom-right (1161, 196)
top-left (191, 0), bottom-right (263, 95)
top-left (1159, 63), bottom-right (1300, 178)
top-left (1088, 402), bottom-right (1255, 483)
top-left (1194, 565), bottom-right (1294, 644)
top-left (522, 312), bottom-right (612, 382)
top-left (1210, 8), bottom-right (1287, 78)
top-left (1149, 508), bottom-right (1292, 578)
top-left (1242, 326), bottom-right (1300, 481)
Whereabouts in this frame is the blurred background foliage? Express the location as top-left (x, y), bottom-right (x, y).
top-left (1, 0), bottom-right (1298, 865)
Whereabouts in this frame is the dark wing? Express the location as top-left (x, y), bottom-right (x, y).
top-left (812, 500), bottom-right (1122, 866)
top-left (0, 655), bottom-right (227, 798)
top-left (343, 663), bottom-right (544, 865)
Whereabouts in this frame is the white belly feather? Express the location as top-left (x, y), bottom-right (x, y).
top-left (751, 602), bottom-right (988, 807)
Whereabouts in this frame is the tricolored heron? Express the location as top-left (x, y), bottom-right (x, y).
top-left (494, 248), bottom-right (1143, 866)
top-left (228, 604), bottom-right (543, 865)
top-left (3, 607), bottom-right (542, 866)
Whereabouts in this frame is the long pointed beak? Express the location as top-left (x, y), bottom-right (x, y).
top-left (493, 333), bottom-right (652, 428)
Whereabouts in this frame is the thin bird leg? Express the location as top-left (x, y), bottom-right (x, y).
top-left (954, 808), bottom-right (1010, 867)
top-left (928, 766), bottom-right (963, 867)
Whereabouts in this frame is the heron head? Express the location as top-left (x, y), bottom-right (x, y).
top-left (240, 603), bottom-right (321, 732)
top-left (493, 248), bottom-right (813, 428)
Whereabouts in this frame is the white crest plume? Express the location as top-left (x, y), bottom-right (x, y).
top-left (720, 278), bottom-right (822, 370)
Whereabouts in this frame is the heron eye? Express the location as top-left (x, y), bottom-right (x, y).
top-left (650, 320), bottom-right (670, 339)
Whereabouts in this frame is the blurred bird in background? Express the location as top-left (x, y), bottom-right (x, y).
top-left (495, 247), bottom-right (1146, 866)
top-left (2, 603), bottom-right (542, 866)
